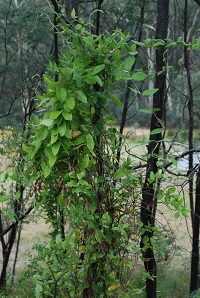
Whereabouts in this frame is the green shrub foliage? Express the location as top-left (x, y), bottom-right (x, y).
top-left (26, 21), bottom-right (145, 297)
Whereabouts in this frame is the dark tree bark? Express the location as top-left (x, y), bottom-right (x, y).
top-left (51, 0), bottom-right (59, 82)
top-left (140, 1), bottom-right (169, 297)
top-left (184, 0), bottom-right (194, 225)
top-left (95, 0), bottom-right (103, 36)
top-left (190, 166), bottom-right (200, 293)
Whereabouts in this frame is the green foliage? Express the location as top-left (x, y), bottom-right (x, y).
top-left (23, 22), bottom-right (151, 296)
top-left (20, 13), bottom-right (193, 296)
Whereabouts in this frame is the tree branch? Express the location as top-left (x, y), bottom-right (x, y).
top-left (0, 206), bottom-right (34, 238)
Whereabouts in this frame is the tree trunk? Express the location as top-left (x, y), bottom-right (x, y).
top-left (140, 1), bottom-right (169, 297)
top-left (183, 0), bottom-right (194, 225)
top-left (0, 224), bottom-right (18, 290)
top-left (51, 0), bottom-right (59, 82)
top-left (190, 166), bottom-right (200, 293)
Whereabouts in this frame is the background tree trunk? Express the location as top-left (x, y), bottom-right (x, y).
top-left (190, 166), bottom-right (200, 293)
top-left (141, 1), bottom-right (169, 297)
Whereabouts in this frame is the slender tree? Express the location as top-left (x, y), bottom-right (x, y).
top-left (190, 165), bottom-right (200, 292)
top-left (140, 1), bottom-right (169, 297)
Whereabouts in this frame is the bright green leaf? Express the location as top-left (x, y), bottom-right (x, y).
top-left (113, 167), bottom-right (125, 180)
top-left (95, 229), bottom-right (104, 243)
top-left (143, 235), bottom-right (149, 244)
top-left (86, 134), bottom-right (94, 155)
top-left (50, 133), bottom-right (58, 144)
top-left (71, 8), bottom-right (76, 19)
top-left (143, 88), bottom-right (159, 96)
top-left (48, 153), bottom-right (57, 168)
top-left (44, 165), bottom-right (51, 178)
top-left (58, 121), bottom-right (66, 136)
top-left (150, 171), bottom-right (155, 181)
top-left (109, 94), bottom-right (122, 106)
top-left (172, 159), bottom-right (178, 167)
top-left (167, 187), bottom-right (176, 194)
top-left (52, 140), bottom-right (61, 156)
top-left (66, 97), bottom-right (75, 110)
top-left (174, 212), bottom-right (180, 219)
top-left (91, 64), bottom-right (105, 75)
top-left (150, 128), bottom-right (164, 135)
top-left (43, 74), bottom-right (54, 84)
top-left (122, 56), bottom-right (135, 70)
top-left (49, 110), bottom-right (63, 120)
top-left (115, 70), bottom-right (131, 81)
top-left (139, 109), bottom-right (152, 114)
top-left (132, 71), bottom-right (147, 81)
top-left (0, 195), bottom-right (11, 203)
top-left (56, 87), bottom-right (67, 101)
top-left (41, 119), bottom-right (53, 127)
top-left (62, 111), bottom-right (72, 121)
top-left (76, 90), bottom-right (87, 103)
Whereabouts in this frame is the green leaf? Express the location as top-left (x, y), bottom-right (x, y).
top-left (132, 71), bottom-right (147, 81)
top-left (49, 110), bottom-right (62, 120)
top-left (125, 242), bottom-right (136, 250)
top-left (113, 167), bottom-right (125, 180)
top-left (84, 155), bottom-right (89, 167)
top-left (91, 64), bottom-right (105, 75)
top-left (71, 8), bottom-right (76, 19)
top-left (94, 75), bottom-right (103, 86)
top-left (143, 88), bottom-right (159, 96)
top-left (39, 127), bottom-right (49, 141)
top-left (58, 121), bottom-right (66, 136)
top-left (49, 154), bottom-right (57, 168)
top-left (66, 97), bottom-right (75, 110)
top-left (50, 133), bottom-right (58, 145)
top-left (41, 119), bottom-right (53, 127)
top-left (139, 109), bottom-right (152, 114)
top-left (65, 127), bottom-right (72, 138)
top-left (52, 140), bottom-right (61, 156)
top-left (122, 56), bottom-right (135, 70)
top-left (43, 74), bottom-right (54, 84)
top-left (129, 87), bottom-right (141, 94)
top-left (150, 128), bottom-right (164, 135)
top-left (86, 134), bottom-right (94, 155)
top-left (73, 135), bottom-right (85, 146)
top-left (45, 147), bottom-right (57, 168)
top-left (143, 235), bottom-right (149, 244)
top-left (43, 165), bottom-right (51, 178)
top-left (109, 94), bottom-right (122, 106)
top-left (56, 87), bottom-right (67, 102)
top-left (150, 171), bottom-right (155, 181)
top-left (0, 195), bottom-right (11, 203)
top-left (174, 212), bottom-right (180, 219)
top-left (115, 70), bottom-right (131, 81)
top-left (167, 187), bottom-right (176, 194)
top-left (112, 49), bottom-right (121, 60)
top-left (157, 191), bottom-right (164, 200)
top-left (133, 41), bottom-right (145, 47)
top-left (172, 159), bottom-right (178, 167)
top-left (85, 75), bottom-right (103, 86)
top-left (76, 90), bottom-right (87, 103)
top-left (95, 229), bottom-right (104, 243)
top-left (62, 111), bottom-right (72, 121)
top-left (51, 132), bottom-right (58, 144)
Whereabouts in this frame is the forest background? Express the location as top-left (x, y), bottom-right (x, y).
top-left (0, 0), bottom-right (200, 297)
